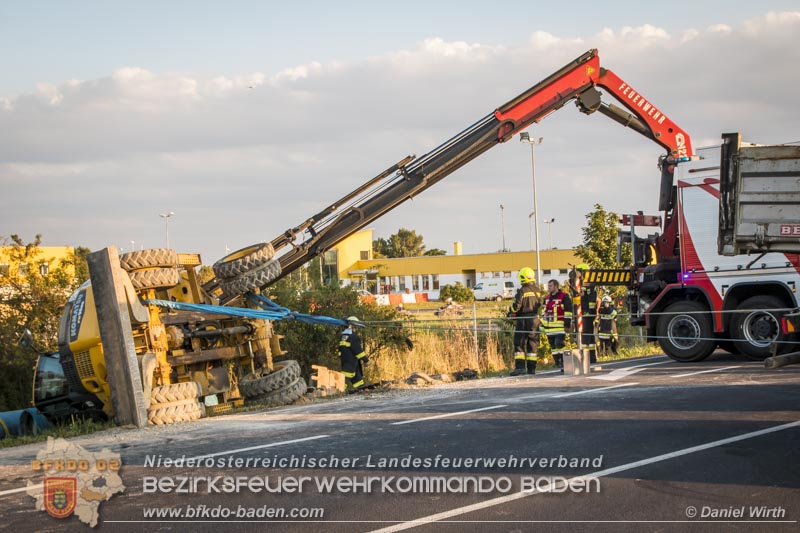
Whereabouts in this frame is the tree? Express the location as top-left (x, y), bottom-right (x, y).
top-left (265, 284), bottom-right (411, 377)
top-left (372, 228), bottom-right (426, 258)
top-left (574, 204), bottom-right (631, 269)
top-left (0, 235), bottom-right (86, 410)
top-left (423, 248), bottom-right (447, 256)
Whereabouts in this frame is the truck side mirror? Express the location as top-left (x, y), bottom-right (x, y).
top-left (18, 328), bottom-right (34, 350)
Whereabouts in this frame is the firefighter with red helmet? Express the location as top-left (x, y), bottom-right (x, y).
top-left (339, 316), bottom-right (369, 390)
top-left (508, 267), bottom-right (541, 376)
top-left (542, 279), bottom-right (573, 373)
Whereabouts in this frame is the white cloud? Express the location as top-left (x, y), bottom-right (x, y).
top-left (2, 11), bottom-right (800, 263)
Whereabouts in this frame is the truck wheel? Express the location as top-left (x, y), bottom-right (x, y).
top-left (657, 301), bottom-right (715, 362)
top-left (220, 259), bottom-right (282, 296)
top-left (147, 399), bottom-right (204, 425)
top-left (239, 360), bottom-right (301, 399)
top-left (119, 248), bottom-right (178, 271)
top-left (245, 376), bottom-right (307, 406)
top-left (128, 267), bottom-right (181, 290)
top-left (495, 295), bottom-right (503, 302)
top-left (147, 382), bottom-right (204, 425)
top-left (730, 295), bottom-right (787, 360)
top-left (213, 243), bottom-right (276, 280)
top-left (150, 382), bottom-right (201, 404)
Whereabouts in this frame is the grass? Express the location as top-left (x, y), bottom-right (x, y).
top-left (0, 417), bottom-right (115, 449)
top-left (366, 300), bottom-right (662, 381)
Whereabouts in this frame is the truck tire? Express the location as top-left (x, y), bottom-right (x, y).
top-left (119, 248), bottom-right (178, 271)
top-left (220, 259), bottom-right (282, 296)
top-left (245, 376), bottom-right (307, 406)
top-left (213, 243), bottom-right (276, 279)
top-left (128, 267), bottom-right (181, 290)
top-left (148, 381), bottom-right (204, 425)
top-left (239, 360), bottom-right (301, 399)
top-left (150, 382), bottom-right (202, 404)
top-left (730, 295), bottom-right (788, 360)
top-left (657, 301), bottom-right (715, 362)
top-left (147, 399), bottom-right (204, 425)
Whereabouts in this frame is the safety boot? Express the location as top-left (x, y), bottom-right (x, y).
top-left (526, 359), bottom-right (537, 375)
top-left (510, 355), bottom-right (527, 376)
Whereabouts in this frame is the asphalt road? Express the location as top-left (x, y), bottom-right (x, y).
top-left (1, 352), bottom-right (798, 531)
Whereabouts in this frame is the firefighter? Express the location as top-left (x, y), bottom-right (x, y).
top-left (541, 279), bottom-right (573, 373)
top-left (339, 316), bottom-right (369, 390)
top-left (571, 263), bottom-right (600, 364)
top-left (597, 295), bottom-right (619, 355)
top-left (508, 267), bottom-right (541, 376)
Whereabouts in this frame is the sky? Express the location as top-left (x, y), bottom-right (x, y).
top-left (2, 1), bottom-right (800, 267)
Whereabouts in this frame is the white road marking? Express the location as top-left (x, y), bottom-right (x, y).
top-left (590, 361), bottom-right (671, 381)
top-left (370, 420), bottom-right (800, 532)
top-left (191, 434), bottom-right (330, 461)
top-left (552, 383), bottom-right (638, 398)
top-left (391, 405), bottom-right (508, 426)
top-left (671, 366), bottom-right (743, 378)
top-left (0, 484), bottom-right (39, 497)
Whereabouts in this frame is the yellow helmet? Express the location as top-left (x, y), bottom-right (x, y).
top-left (518, 267), bottom-right (536, 284)
top-left (575, 263), bottom-right (590, 271)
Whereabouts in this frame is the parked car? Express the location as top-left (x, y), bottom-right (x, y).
top-left (472, 280), bottom-right (516, 301)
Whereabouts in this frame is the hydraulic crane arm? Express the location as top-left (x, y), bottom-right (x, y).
top-left (266, 49), bottom-right (692, 285)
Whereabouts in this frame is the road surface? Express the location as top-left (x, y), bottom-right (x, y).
top-left (1, 352), bottom-right (798, 530)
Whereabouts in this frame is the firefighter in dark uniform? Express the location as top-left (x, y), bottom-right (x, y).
top-left (339, 316), bottom-right (369, 390)
top-left (508, 267), bottom-right (541, 376)
top-left (542, 279), bottom-right (573, 373)
top-left (571, 264), bottom-right (600, 364)
top-left (597, 295), bottom-right (619, 355)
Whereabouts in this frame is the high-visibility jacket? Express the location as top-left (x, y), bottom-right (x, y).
top-left (509, 282), bottom-right (540, 317)
top-left (541, 290), bottom-right (573, 334)
top-left (598, 305), bottom-right (618, 339)
top-left (339, 328), bottom-right (367, 380)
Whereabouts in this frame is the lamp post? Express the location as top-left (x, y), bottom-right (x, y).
top-left (159, 212), bottom-right (175, 248)
top-left (520, 132), bottom-right (544, 284)
top-left (528, 211), bottom-right (535, 250)
top-left (543, 217), bottom-right (555, 250)
top-left (499, 204), bottom-right (507, 252)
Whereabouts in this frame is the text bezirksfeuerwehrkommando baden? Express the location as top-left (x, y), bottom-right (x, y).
top-left (144, 454), bottom-right (604, 470)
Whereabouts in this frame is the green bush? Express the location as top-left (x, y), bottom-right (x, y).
top-left (265, 284), bottom-right (411, 377)
top-left (439, 282), bottom-right (474, 303)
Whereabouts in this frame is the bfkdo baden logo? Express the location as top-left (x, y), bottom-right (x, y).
top-left (27, 437), bottom-right (125, 527)
top-left (44, 477), bottom-right (77, 518)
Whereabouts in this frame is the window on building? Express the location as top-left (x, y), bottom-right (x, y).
top-left (0, 264), bottom-right (8, 276)
top-left (412, 276), bottom-right (420, 291)
top-left (560, 269), bottom-right (569, 274)
top-left (432, 274), bottom-right (440, 290)
top-left (322, 250), bottom-right (339, 285)
top-left (39, 262), bottom-right (49, 276)
top-left (399, 277), bottom-right (407, 292)
top-left (360, 250), bottom-right (371, 260)
top-left (18, 263), bottom-right (29, 276)
top-left (422, 275), bottom-right (430, 290)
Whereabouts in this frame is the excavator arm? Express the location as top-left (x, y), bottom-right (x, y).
top-left (236, 49), bottom-right (693, 290)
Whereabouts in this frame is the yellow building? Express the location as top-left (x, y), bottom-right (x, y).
top-left (329, 229), bottom-right (580, 299)
top-left (0, 246), bottom-right (76, 279)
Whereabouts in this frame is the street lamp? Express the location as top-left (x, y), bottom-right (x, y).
top-left (528, 211), bottom-right (535, 250)
top-left (520, 132), bottom-right (544, 284)
top-left (499, 204), bottom-right (507, 252)
top-left (159, 212), bottom-right (175, 248)
top-left (543, 217), bottom-right (555, 250)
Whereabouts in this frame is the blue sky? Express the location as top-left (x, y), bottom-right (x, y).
top-left (2, 2), bottom-right (800, 264)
